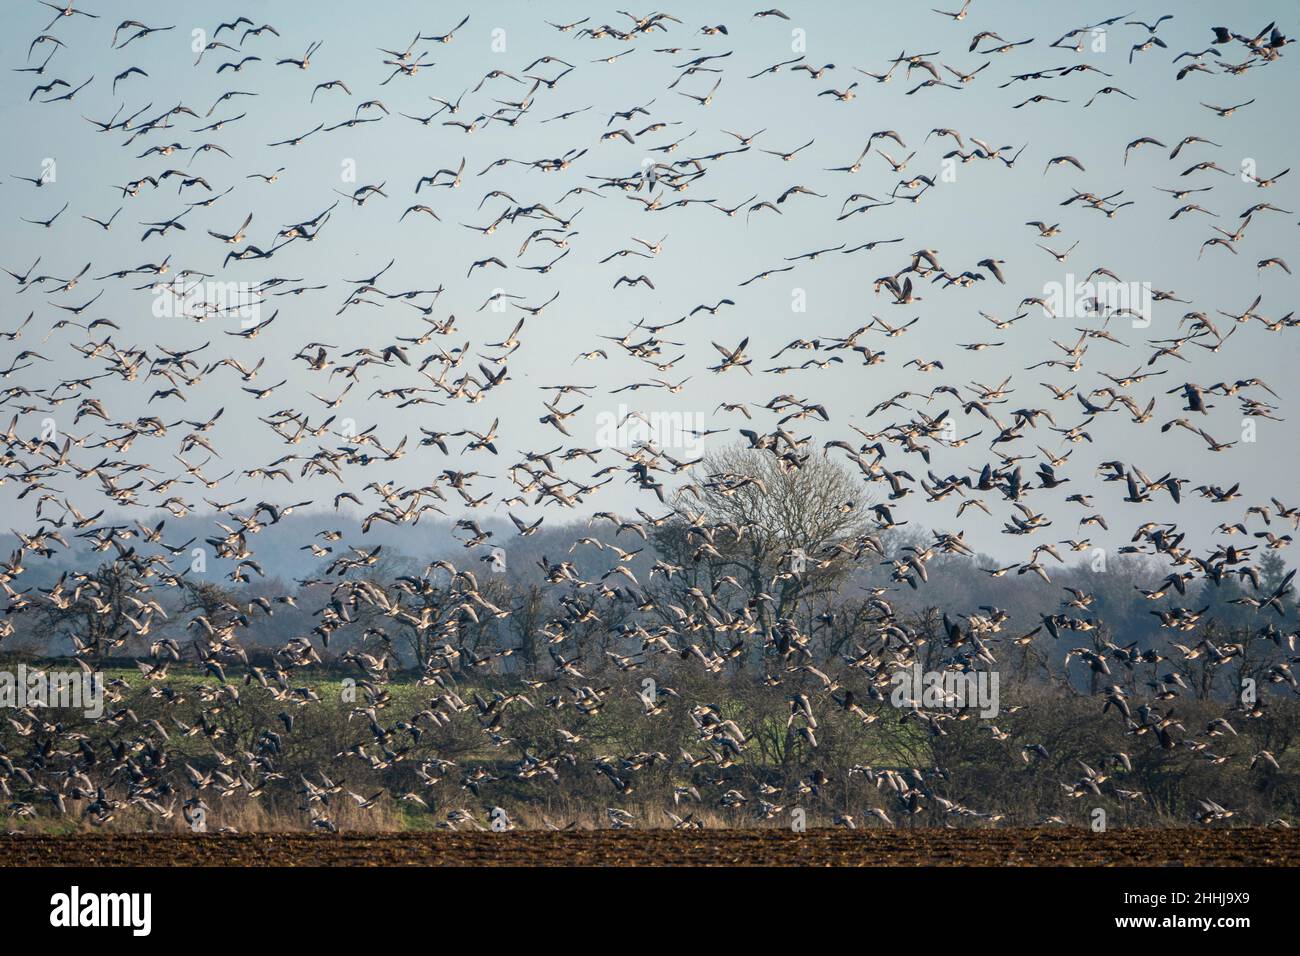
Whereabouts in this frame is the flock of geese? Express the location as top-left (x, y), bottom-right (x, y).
top-left (0, 3), bottom-right (1297, 833)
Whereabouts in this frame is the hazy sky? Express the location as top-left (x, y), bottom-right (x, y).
top-left (1, 1), bottom-right (1296, 562)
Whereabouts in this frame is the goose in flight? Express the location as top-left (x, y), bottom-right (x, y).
top-left (1044, 155), bottom-right (1085, 174)
top-left (933, 1), bottom-right (972, 21)
top-left (1201, 98), bottom-right (1256, 117)
top-left (761, 139), bottom-right (814, 162)
top-left (311, 79), bottom-right (351, 102)
top-left (276, 40), bottom-right (322, 69)
top-left (423, 15), bottom-right (470, 44)
top-left (39, 1), bottom-right (98, 29)
top-left (709, 338), bottom-right (752, 375)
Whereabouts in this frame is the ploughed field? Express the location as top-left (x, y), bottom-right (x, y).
top-left (1, 827), bottom-right (1296, 866)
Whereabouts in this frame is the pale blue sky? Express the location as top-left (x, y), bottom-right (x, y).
top-left (1, 1), bottom-right (1296, 561)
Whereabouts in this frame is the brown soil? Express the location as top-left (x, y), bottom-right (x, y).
top-left (1, 827), bottom-right (1295, 866)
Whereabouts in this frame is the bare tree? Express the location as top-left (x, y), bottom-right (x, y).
top-left (649, 445), bottom-right (871, 670)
